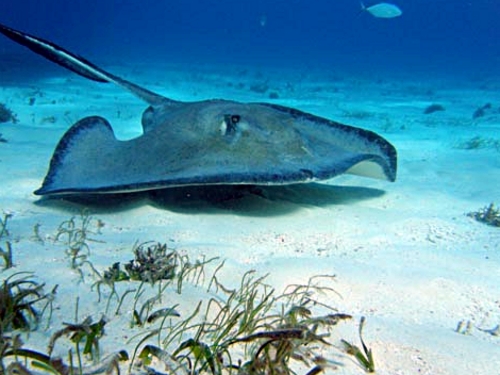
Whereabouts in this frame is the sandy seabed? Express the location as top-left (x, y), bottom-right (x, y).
top-left (0, 59), bottom-right (499, 374)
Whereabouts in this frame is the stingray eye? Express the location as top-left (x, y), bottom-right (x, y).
top-left (221, 114), bottom-right (241, 136)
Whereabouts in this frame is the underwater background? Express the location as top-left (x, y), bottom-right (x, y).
top-left (1, 1), bottom-right (500, 374)
top-left (1, 0), bottom-right (499, 76)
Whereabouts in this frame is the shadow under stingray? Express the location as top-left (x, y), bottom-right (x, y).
top-left (35, 183), bottom-right (387, 217)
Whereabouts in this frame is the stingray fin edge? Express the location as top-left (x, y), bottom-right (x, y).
top-left (34, 116), bottom-right (116, 195)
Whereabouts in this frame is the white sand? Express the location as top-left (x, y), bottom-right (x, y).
top-left (0, 60), bottom-right (499, 374)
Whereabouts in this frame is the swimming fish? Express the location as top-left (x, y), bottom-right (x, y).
top-left (0, 23), bottom-right (397, 196)
top-left (361, 2), bottom-right (402, 18)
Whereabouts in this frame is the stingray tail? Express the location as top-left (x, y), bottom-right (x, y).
top-left (0, 23), bottom-right (170, 105)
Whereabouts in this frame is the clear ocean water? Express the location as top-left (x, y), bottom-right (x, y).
top-left (1, 0), bottom-right (498, 75)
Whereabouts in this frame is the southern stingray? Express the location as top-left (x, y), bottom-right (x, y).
top-left (0, 23), bottom-right (397, 196)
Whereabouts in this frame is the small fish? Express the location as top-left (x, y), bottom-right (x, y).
top-left (361, 2), bottom-right (402, 18)
top-left (260, 14), bottom-right (267, 27)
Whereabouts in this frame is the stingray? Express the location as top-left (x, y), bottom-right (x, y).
top-left (0, 23), bottom-right (397, 196)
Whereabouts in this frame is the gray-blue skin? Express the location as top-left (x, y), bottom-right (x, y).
top-left (0, 23), bottom-right (397, 197)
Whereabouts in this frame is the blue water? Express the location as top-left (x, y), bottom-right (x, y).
top-left (1, 0), bottom-right (499, 75)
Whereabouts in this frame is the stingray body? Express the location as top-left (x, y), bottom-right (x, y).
top-left (0, 23), bottom-right (397, 196)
